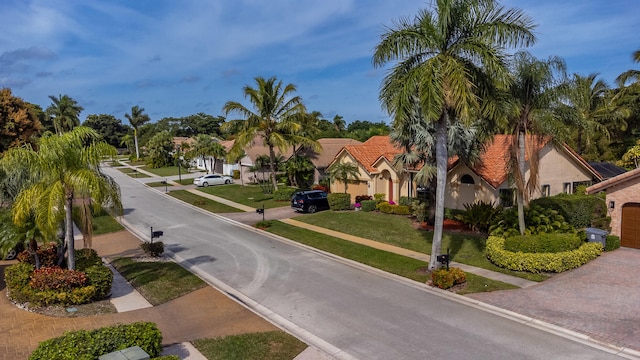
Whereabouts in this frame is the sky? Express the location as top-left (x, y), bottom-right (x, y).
top-left (1, 0), bottom-right (639, 125)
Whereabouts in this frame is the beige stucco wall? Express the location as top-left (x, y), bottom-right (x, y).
top-left (445, 164), bottom-right (500, 209)
top-left (600, 180), bottom-right (640, 237)
top-left (530, 144), bottom-right (594, 197)
top-left (329, 153), bottom-right (371, 198)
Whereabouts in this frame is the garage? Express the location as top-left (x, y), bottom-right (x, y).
top-left (621, 203), bottom-right (640, 249)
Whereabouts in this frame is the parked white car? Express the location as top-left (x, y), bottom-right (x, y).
top-left (193, 174), bottom-right (234, 187)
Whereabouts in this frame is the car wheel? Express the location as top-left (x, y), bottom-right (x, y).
top-left (307, 205), bottom-right (317, 214)
top-left (203, 182), bottom-right (209, 187)
top-left (225, 179), bottom-right (231, 184)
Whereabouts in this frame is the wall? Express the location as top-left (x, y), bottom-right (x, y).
top-left (602, 179), bottom-right (640, 237)
top-left (531, 144), bottom-right (595, 196)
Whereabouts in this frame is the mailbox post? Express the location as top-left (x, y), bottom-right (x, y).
top-left (256, 205), bottom-right (265, 222)
top-left (436, 248), bottom-right (450, 270)
top-left (150, 227), bottom-right (163, 244)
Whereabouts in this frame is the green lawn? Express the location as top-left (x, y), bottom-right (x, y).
top-left (168, 190), bottom-right (243, 213)
top-left (193, 331), bottom-right (307, 360)
top-left (117, 167), bottom-right (136, 173)
top-left (197, 184), bottom-right (290, 209)
top-left (126, 172), bottom-right (150, 178)
top-left (175, 178), bottom-right (196, 185)
top-left (139, 165), bottom-right (187, 177)
top-left (146, 181), bottom-right (173, 188)
top-left (92, 213), bottom-right (124, 235)
top-left (266, 221), bottom-right (517, 293)
top-left (111, 258), bottom-right (206, 305)
top-left (293, 211), bottom-right (549, 282)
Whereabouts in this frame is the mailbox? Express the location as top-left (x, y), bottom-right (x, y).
top-left (152, 231), bottom-right (164, 239)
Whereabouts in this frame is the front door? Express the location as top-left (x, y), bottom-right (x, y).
top-left (621, 203), bottom-right (640, 249)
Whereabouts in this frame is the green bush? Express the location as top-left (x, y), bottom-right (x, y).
top-left (29, 267), bottom-right (87, 291)
top-left (84, 265), bottom-right (113, 300)
top-left (431, 267), bottom-right (466, 289)
top-left (373, 193), bottom-right (385, 201)
top-left (233, 169), bottom-right (240, 179)
top-left (399, 196), bottom-right (413, 206)
top-left (605, 235), bottom-right (620, 251)
top-left (17, 243), bottom-right (59, 268)
top-left (489, 205), bottom-right (573, 237)
top-left (504, 233), bottom-right (583, 253)
top-left (378, 202), bottom-right (411, 215)
top-left (328, 193), bottom-right (351, 211)
top-left (140, 241), bottom-right (164, 257)
top-left (411, 200), bottom-right (428, 223)
top-left (75, 248), bottom-right (102, 271)
top-left (29, 322), bottom-right (163, 360)
top-left (531, 194), bottom-right (609, 229)
top-left (4, 262), bottom-right (34, 303)
top-left (456, 201), bottom-right (500, 233)
top-left (360, 200), bottom-right (377, 212)
top-left (273, 188), bottom-right (296, 201)
top-left (485, 236), bottom-right (602, 273)
top-left (255, 220), bottom-right (273, 229)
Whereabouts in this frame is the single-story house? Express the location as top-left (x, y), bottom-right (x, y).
top-left (299, 138), bottom-right (363, 184)
top-left (328, 135), bottom-right (602, 208)
top-left (586, 168), bottom-right (640, 249)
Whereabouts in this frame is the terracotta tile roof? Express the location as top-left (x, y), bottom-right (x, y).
top-left (302, 138), bottom-right (362, 168)
top-left (341, 135), bottom-right (404, 173)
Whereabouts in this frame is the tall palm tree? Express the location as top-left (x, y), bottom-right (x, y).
top-left (222, 76), bottom-right (319, 191)
top-left (373, 0), bottom-right (535, 270)
top-left (503, 51), bottom-right (567, 235)
top-left (616, 49), bottom-right (640, 88)
top-left (190, 134), bottom-right (215, 173)
top-left (333, 115), bottom-right (346, 132)
top-left (1, 126), bottom-right (122, 270)
top-left (46, 94), bottom-right (83, 135)
top-left (209, 141), bottom-right (227, 173)
top-left (556, 74), bottom-right (612, 156)
top-left (124, 105), bottom-right (151, 160)
top-left (327, 161), bottom-right (359, 194)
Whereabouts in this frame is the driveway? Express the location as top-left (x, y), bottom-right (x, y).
top-left (220, 205), bottom-right (306, 225)
top-left (467, 247), bottom-right (640, 352)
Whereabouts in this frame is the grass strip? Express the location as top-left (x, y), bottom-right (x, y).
top-left (266, 221), bottom-right (516, 293)
top-left (198, 184), bottom-right (290, 209)
top-left (295, 211), bottom-right (548, 282)
top-left (111, 258), bottom-right (206, 305)
top-left (92, 213), bottom-right (124, 235)
top-left (193, 331), bottom-right (307, 360)
top-left (146, 181), bottom-right (173, 188)
top-left (168, 190), bottom-right (243, 213)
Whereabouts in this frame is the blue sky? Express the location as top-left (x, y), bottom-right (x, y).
top-left (1, 0), bottom-right (638, 124)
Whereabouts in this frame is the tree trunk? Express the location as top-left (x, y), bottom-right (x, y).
top-left (429, 113), bottom-right (448, 271)
top-left (268, 146), bottom-right (279, 191)
top-left (29, 238), bottom-right (40, 269)
top-left (202, 155), bottom-right (208, 173)
top-left (517, 131), bottom-right (526, 235)
top-left (65, 192), bottom-right (75, 270)
top-left (134, 129), bottom-right (140, 160)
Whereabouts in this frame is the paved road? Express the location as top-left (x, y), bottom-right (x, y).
top-left (109, 167), bottom-right (628, 360)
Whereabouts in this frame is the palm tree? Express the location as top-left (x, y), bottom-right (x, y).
top-left (616, 49), bottom-right (640, 88)
top-left (46, 94), bottom-right (83, 135)
top-left (333, 115), bottom-right (346, 132)
top-left (373, 0), bottom-right (535, 270)
top-left (125, 105), bottom-right (151, 160)
top-left (190, 134), bottom-right (215, 173)
top-left (327, 161), bottom-right (359, 193)
top-left (503, 51), bottom-right (567, 235)
top-left (222, 76), bottom-right (319, 191)
top-left (209, 141), bottom-right (227, 173)
top-left (556, 74), bottom-right (612, 156)
top-left (1, 126), bottom-right (122, 270)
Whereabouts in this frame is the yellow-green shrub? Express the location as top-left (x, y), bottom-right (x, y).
top-left (431, 267), bottom-right (466, 289)
top-left (485, 236), bottom-right (602, 273)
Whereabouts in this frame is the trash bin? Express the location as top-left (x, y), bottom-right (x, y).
top-left (585, 227), bottom-right (608, 247)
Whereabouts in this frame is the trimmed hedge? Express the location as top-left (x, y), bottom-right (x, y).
top-left (503, 233), bottom-right (583, 253)
top-left (531, 194), bottom-right (610, 229)
top-left (485, 236), bottom-right (602, 273)
top-left (273, 188), bottom-right (296, 201)
top-left (29, 322), bottom-right (163, 360)
top-left (360, 200), bottom-right (377, 212)
top-left (140, 241), bottom-right (164, 257)
top-left (328, 193), bottom-right (350, 211)
top-left (377, 202), bottom-right (411, 215)
top-left (75, 248), bottom-right (102, 271)
top-left (605, 235), bottom-right (620, 252)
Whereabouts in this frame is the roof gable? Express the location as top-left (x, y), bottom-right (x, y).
top-left (586, 167), bottom-right (640, 194)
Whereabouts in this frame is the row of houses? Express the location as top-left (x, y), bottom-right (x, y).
top-left (173, 134), bottom-right (638, 249)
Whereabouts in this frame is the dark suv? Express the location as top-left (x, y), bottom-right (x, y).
top-left (291, 190), bottom-right (329, 213)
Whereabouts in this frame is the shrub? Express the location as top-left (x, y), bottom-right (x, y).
top-left (378, 203), bottom-right (411, 215)
top-left (255, 221), bottom-right (272, 229)
top-left (504, 233), bottom-right (583, 253)
top-left (233, 169), bottom-right (240, 179)
top-left (17, 243), bottom-right (59, 268)
top-left (489, 205), bottom-right (573, 237)
top-left (531, 194), bottom-right (609, 229)
top-left (431, 267), bottom-right (466, 289)
top-left (4, 262), bottom-right (34, 302)
top-left (605, 235), bottom-right (620, 252)
top-left (84, 265), bottom-right (113, 300)
top-left (411, 200), bottom-right (428, 223)
top-left (273, 188), bottom-right (296, 201)
top-left (355, 195), bottom-right (372, 203)
top-left (485, 236), bottom-right (602, 273)
top-left (29, 267), bottom-right (87, 292)
top-left (373, 193), bottom-right (385, 201)
top-left (456, 201), bottom-right (500, 233)
top-left (328, 193), bottom-right (350, 210)
top-left (360, 200), bottom-right (377, 212)
top-left (75, 248), bottom-right (102, 271)
top-left (29, 322), bottom-right (163, 360)
top-left (398, 196), bottom-right (413, 206)
top-left (140, 242), bottom-right (164, 257)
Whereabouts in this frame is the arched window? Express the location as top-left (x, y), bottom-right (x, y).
top-left (460, 174), bottom-right (475, 184)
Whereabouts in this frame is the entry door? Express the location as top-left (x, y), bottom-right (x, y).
top-left (621, 203), bottom-right (640, 249)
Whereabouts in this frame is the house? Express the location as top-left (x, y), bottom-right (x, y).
top-left (299, 138), bottom-right (362, 184)
top-left (328, 135), bottom-right (602, 208)
top-left (172, 136), bottom-right (225, 174)
top-left (586, 168), bottom-right (640, 249)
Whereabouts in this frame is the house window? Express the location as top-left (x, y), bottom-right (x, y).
top-left (541, 185), bottom-right (550, 197)
top-left (563, 182), bottom-right (571, 194)
top-left (499, 189), bottom-right (514, 207)
top-left (460, 174), bottom-right (475, 184)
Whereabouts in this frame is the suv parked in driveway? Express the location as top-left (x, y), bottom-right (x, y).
top-left (291, 190), bottom-right (329, 213)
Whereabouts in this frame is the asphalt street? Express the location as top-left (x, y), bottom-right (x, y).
top-left (108, 167), bottom-right (626, 360)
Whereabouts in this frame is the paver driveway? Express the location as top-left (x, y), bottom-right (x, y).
top-left (467, 247), bottom-right (640, 352)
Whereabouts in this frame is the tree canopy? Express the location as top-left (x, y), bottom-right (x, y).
top-left (0, 88), bottom-right (42, 154)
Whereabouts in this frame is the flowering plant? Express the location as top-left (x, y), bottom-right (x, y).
top-left (354, 203), bottom-right (362, 208)
top-left (388, 200), bottom-right (396, 205)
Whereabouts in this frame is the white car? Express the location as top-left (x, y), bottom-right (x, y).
top-left (193, 174), bottom-right (234, 187)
